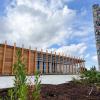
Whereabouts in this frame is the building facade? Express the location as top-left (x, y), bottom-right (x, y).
top-left (93, 4), bottom-right (100, 70)
top-left (0, 41), bottom-right (85, 75)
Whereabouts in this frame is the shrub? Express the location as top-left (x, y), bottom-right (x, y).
top-left (80, 69), bottom-right (100, 84)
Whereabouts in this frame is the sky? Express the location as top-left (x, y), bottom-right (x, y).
top-left (0, 0), bottom-right (100, 70)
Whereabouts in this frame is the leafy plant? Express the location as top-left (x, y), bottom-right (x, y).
top-left (32, 71), bottom-right (41, 100)
top-left (80, 69), bottom-right (100, 84)
top-left (8, 89), bottom-right (13, 100)
top-left (5, 49), bottom-right (42, 100)
top-left (13, 49), bottom-right (28, 100)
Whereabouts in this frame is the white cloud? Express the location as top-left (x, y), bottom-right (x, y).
top-left (51, 42), bottom-right (87, 57)
top-left (92, 55), bottom-right (98, 62)
top-left (0, 0), bottom-right (98, 69)
top-left (0, 0), bottom-right (77, 49)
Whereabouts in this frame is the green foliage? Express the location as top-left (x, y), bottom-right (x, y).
top-left (5, 49), bottom-right (41, 100)
top-left (13, 49), bottom-right (28, 100)
top-left (32, 71), bottom-right (41, 100)
top-left (80, 68), bottom-right (100, 84)
top-left (8, 88), bottom-right (15, 100)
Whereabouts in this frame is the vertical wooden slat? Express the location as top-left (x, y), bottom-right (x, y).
top-left (65, 55), bottom-right (67, 74)
top-left (2, 41), bottom-right (7, 74)
top-left (21, 44), bottom-right (24, 62)
top-left (28, 46), bottom-right (31, 74)
top-left (81, 58), bottom-right (83, 72)
top-left (40, 49), bottom-right (43, 74)
top-left (67, 56), bottom-right (69, 73)
top-left (76, 57), bottom-right (78, 74)
top-left (46, 50), bottom-right (48, 74)
top-left (59, 52), bottom-right (60, 73)
top-left (68, 56), bottom-right (71, 74)
top-left (73, 56), bottom-right (76, 74)
top-left (54, 52), bottom-right (56, 73)
top-left (62, 53), bottom-right (64, 74)
top-left (78, 57), bottom-right (81, 73)
top-left (12, 43), bottom-right (16, 75)
top-left (74, 56), bottom-right (77, 74)
top-left (65, 55), bottom-right (68, 74)
top-left (34, 48), bottom-right (37, 74)
top-left (33, 51), bottom-right (35, 74)
top-left (51, 51), bottom-right (52, 73)
top-left (77, 58), bottom-right (80, 74)
top-left (71, 56), bottom-right (74, 74)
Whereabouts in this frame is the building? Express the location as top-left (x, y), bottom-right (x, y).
top-left (0, 41), bottom-right (85, 75)
top-left (93, 4), bottom-right (100, 70)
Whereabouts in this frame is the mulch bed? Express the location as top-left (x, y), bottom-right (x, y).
top-left (0, 82), bottom-right (100, 100)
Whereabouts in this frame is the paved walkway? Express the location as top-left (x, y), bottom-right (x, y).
top-left (0, 75), bottom-right (79, 89)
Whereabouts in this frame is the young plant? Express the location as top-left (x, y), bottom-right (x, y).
top-left (13, 49), bottom-right (28, 100)
top-left (32, 71), bottom-right (41, 100)
top-left (8, 88), bottom-right (14, 100)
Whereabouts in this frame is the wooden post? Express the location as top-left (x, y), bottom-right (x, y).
top-left (80, 58), bottom-right (83, 72)
top-left (54, 52), bottom-right (56, 73)
top-left (68, 56), bottom-right (71, 74)
top-left (74, 56), bottom-right (77, 74)
top-left (76, 57), bottom-right (78, 74)
top-left (65, 56), bottom-right (67, 74)
top-left (73, 56), bottom-right (76, 74)
top-left (71, 56), bottom-right (74, 74)
top-left (40, 49), bottom-right (43, 74)
top-left (65, 56), bottom-right (67, 73)
top-left (12, 43), bottom-right (16, 75)
top-left (77, 58), bottom-right (79, 74)
top-left (62, 53), bottom-right (64, 74)
top-left (46, 50), bottom-right (48, 74)
top-left (58, 52), bottom-right (60, 73)
top-left (28, 46), bottom-right (31, 74)
top-left (51, 51), bottom-right (52, 73)
top-left (21, 44), bottom-right (24, 62)
top-left (35, 48), bottom-right (37, 73)
top-left (60, 54), bottom-right (62, 74)
top-left (78, 57), bottom-right (81, 73)
top-left (2, 41), bottom-right (7, 74)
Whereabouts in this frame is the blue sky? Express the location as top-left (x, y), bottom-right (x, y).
top-left (0, 0), bottom-right (100, 69)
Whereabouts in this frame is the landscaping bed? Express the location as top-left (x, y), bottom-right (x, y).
top-left (41, 82), bottom-right (100, 100)
top-left (0, 81), bottom-right (100, 100)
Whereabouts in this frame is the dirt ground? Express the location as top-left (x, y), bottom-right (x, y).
top-left (0, 82), bottom-right (100, 100)
top-left (41, 82), bottom-right (100, 100)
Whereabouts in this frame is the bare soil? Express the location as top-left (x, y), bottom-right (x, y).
top-left (0, 82), bottom-right (100, 100)
top-left (41, 82), bottom-right (100, 100)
